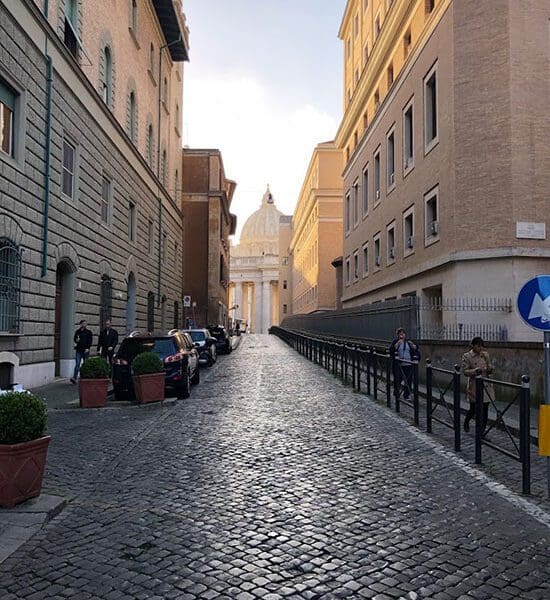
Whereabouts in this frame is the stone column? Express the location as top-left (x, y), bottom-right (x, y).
top-left (253, 281), bottom-right (263, 333)
top-left (235, 282), bottom-right (243, 322)
top-left (262, 279), bottom-right (271, 333)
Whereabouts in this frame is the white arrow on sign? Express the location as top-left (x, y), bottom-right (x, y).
top-left (528, 293), bottom-right (550, 323)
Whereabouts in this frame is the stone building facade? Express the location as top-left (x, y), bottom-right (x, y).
top-left (280, 141), bottom-right (343, 317)
top-left (0, 0), bottom-right (189, 388)
top-left (336, 0), bottom-right (550, 342)
top-left (277, 216), bottom-right (292, 324)
top-left (181, 148), bottom-right (237, 329)
top-left (229, 188), bottom-right (286, 334)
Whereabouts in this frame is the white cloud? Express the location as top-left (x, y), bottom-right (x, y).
top-left (183, 73), bottom-right (339, 240)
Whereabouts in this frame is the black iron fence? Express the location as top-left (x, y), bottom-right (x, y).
top-left (271, 326), bottom-right (532, 495)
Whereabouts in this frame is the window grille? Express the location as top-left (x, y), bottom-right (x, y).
top-left (147, 291), bottom-right (155, 332)
top-left (99, 275), bottom-right (112, 330)
top-left (0, 238), bottom-right (21, 333)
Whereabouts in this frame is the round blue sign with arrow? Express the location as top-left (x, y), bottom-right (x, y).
top-left (517, 275), bottom-right (550, 331)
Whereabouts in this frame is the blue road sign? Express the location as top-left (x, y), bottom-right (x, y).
top-left (517, 276), bottom-right (550, 331)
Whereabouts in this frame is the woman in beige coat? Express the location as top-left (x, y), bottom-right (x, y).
top-left (461, 336), bottom-right (494, 433)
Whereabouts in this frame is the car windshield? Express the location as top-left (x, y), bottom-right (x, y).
top-left (118, 338), bottom-right (176, 361)
top-left (188, 331), bottom-right (206, 342)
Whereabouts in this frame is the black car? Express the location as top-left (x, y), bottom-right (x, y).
top-left (208, 325), bottom-right (232, 354)
top-left (183, 329), bottom-right (217, 366)
top-left (112, 332), bottom-right (199, 401)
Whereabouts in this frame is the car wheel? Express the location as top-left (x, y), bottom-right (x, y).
top-left (191, 366), bottom-right (200, 385)
top-left (177, 372), bottom-right (190, 399)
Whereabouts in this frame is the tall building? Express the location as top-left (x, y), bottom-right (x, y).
top-left (181, 148), bottom-right (237, 328)
top-left (336, 0), bottom-right (550, 341)
top-left (0, 0), bottom-right (189, 388)
top-left (282, 141), bottom-right (343, 316)
top-left (278, 216), bottom-right (292, 324)
top-left (230, 187), bottom-right (286, 334)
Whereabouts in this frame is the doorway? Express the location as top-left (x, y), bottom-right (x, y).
top-left (54, 262), bottom-right (76, 377)
top-left (126, 272), bottom-right (136, 334)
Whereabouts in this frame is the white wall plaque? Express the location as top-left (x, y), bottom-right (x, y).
top-left (516, 222), bottom-right (546, 240)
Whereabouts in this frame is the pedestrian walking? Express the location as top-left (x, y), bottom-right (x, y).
top-left (97, 319), bottom-right (119, 366)
top-left (462, 336), bottom-right (494, 433)
top-left (71, 320), bottom-right (93, 384)
top-left (389, 327), bottom-right (420, 399)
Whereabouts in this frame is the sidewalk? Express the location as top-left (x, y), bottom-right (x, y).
top-left (30, 378), bottom-right (115, 410)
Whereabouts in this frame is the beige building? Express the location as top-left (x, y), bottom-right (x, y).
top-left (336, 0), bottom-right (550, 341)
top-left (182, 149), bottom-right (237, 328)
top-left (278, 216), bottom-right (292, 323)
top-left (229, 188), bottom-right (285, 333)
top-left (280, 142), bottom-right (343, 318)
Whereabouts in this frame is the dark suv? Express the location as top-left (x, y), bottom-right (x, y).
top-left (208, 325), bottom-right (232, 354)
top-left (183, 329), bottom-right (217, 366)
top-left (112, 332), bottom-right (199, 401)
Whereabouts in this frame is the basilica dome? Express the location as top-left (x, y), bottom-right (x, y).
top-left (234, 186), bottom-right (282, 256)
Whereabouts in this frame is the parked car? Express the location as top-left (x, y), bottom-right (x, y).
top-left (112, 331), bottom-right (199, 401)
top-left (208, 325), bottom-right (232, 354)
top-left (183, 329), bottom-right (217, 366)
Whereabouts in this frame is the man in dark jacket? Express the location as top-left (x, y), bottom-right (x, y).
top-left (97, 319), bottom-right (119, 365)
top-left (389, 327), bottom-right (420, 400)
top-left (71, 320), bottom-right (93, 383)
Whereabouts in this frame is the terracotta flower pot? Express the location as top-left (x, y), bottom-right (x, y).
top-left (133, 373), bottom-right (165, 404)
top-left (0, 436), bottom-right (51, 508)
top-left (79, 378), bottom-right (109, 408)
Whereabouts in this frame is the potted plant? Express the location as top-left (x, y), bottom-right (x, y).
top-left (79, 356), bottom-right (111, 408)
top-left (132, 352), bottom-right (165, 404)
top-left (0, 391), bottom-right (50, 508)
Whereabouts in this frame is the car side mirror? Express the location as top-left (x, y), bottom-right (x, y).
top-left (193, 342), bottom-right (201, 349)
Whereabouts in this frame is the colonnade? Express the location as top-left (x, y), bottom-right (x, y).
top-left (230, 280), bottom-right (279, 333)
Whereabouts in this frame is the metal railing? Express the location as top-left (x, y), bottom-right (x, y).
top-left (271, 326), bottom-right (532, 495)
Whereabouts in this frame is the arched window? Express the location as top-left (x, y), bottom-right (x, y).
top-left (130, 0), bottom-right (137, 31)
top-left (160, 295), bottom-right (167, 331)
top-left (174, 169), bottom-right (179, 202)
top-left (175, 104), bottom-right (179, 131)
top-left (173, 300), bottom-right (179, 329)
top-left (0, 238), bottom-right (21, 333)
top-left (163, 77), bottom-right (168, 104)
top-left (149, 43), bottom-right (155, 75)
top-left (147, 291), bottom-right (155, 333)
top-left (99, 274), bottom-right (112, 330)
top-left (102, 46), bottom-right (112, 106)
top-left (147, 124), bottom-right (154, 166)
top-left (161, 149), bottom-right (167, 186)
top-left (129, 91), bottom-right (137, 142)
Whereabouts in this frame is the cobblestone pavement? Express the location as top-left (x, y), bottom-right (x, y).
top-left (1, 335), bottom-right (549, 599)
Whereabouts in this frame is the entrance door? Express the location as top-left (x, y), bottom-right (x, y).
top-left (126, 272), bottom-right (136, 334)
top-left (54, 261), bottom-right (76, 377)
top-left (54, 268), bottom-right (63, 376)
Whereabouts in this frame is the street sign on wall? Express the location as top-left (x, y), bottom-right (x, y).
top-left (517, 276), bottom-right (550, 331)
top-left (183, 295), bottom-right (191, 308)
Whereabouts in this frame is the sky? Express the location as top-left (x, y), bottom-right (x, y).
top-left (182, 0), bottom-right (347, 240)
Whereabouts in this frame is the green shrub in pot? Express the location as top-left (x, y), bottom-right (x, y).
top-left (0, 391), bottom-right (47, 445)
top-left (79, 356), bottom-right (110, 380)
top-left (132, 351), bottom-right (163, 375)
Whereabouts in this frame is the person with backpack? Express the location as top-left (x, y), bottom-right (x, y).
top-left (389, 327), bottom-right (420, 400)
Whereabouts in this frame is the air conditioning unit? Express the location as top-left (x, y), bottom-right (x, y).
top-left (375, 256), bottom-right (381, 266)
top-left (406, 236), bottom-right (414, 249)
top-left (430, 220), bottom-right (439, 235)
top-left (389, 247), bottom-right (395, 259)
top-left (375, 190), bottom-right (380, 200)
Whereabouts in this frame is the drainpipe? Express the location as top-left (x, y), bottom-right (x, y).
top-left (41, 2), bottom-right (53, 277)
top-left (156, 45), bottom-right (163, 306)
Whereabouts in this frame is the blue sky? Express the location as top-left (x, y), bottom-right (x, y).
top-left (183, 0), bottom-right (347, 238)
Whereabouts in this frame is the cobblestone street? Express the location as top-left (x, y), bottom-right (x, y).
top-left (1, 335), bottom-right (549, 599)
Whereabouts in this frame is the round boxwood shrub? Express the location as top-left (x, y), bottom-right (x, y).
top-left (0, 392), bottom-right (47, 445)
top-left (79, 356), bottom-right (110, 379)
top-left (132, 351), bottom-right (163, 376)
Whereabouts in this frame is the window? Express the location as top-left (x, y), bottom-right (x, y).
top-left (345, 191), bottom-right (351, 233)
top-left (374, 15), bottom-right (381, 39)
top-left (374, 235), bottom-right (381, 268)
top-left (99, 275), bottom-right (112, 330)
top-left (282, 256), bottom-right (288, 266)
top-left (283, 304), bottom-right (288, 315)
top-left (346, 38), bottom-right (351, 60)
top-left (387, 63), bottom-right (394, 88)
top-left (403, 99), bottom-right (414, 171)
top-left (149, 44), bottom-right (155, 76)
top-left (387, 224), bottom-right (396, 263)
top-left (404, 208), bottom-right (414, 253)
top-left (0, 238), bottom-right (21, 333)
top-left (425, 187), bottom-right (439, 241)
top-left (147, 291), bottom-right (155, 332)
top-left (353, 180), bottom-right (359, 226)
top-left (163, 77), bottom-right (168, 106)
top-left (162, 231), bottom-right (167, 261)
top-left (404, 28), bottom-right (412, 58)
top-left (62, 138), bottom-right (75, 198)
top-left (362, 165), bottom-right (369, 217)
top-left (175, 104), bottom-right (180, 131)
top-left (374, 148), bottom-right (381, 203)
top-left (362, 243), bottom-right (369, 276)
top-left (161, 149), bottom-right (167, 185)
top-left (101, 47), bottom-right (113, 106)
top-left (363, 110), bottom-right (369, 130)
top-left (174, 300), bottom-right (179, 329)
top-left (425, 0), bottom-right (435, 15)
top-left (0, 80), bottom-right (15, 157)
top-left (129, 91), bottom-right (137, 143)
top-left (424, 64), bottom-right (438, 149)
top-left (101, 176), bottom-right (111, 224)
top-left (387, 128), bottom-right (395, 189)
top-left (161, 295), bottom-right (166, 331)
top-left (64, 0), bottom-right (78, 59)
top-left (364, 43), bottom-right (369, 63)
top-left (147, 124), bottom-right (154, 166)
top-left (128, 201), bottom-right (136, 241)
top-left (354, 14), bottom-right (359, 38)
top-left (130, 0), bottom-right (138, 31)
top-left (174, 170), bottom-right (179, 202)
top-left (345, 257), bottom-right (351, 285)
top-left (283, 280), bottom-right (287, 290)
top-left (147, 219), bottom-right (153, 254)
top-left (354, 69), bottom-right (359, 86)
top-left (353, 251), bottom-right (359, 280)
top-left (374, 89), bottom-right (380, 111)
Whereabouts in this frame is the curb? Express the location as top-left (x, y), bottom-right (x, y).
top-left (0, 494), bottom-right (67, 564)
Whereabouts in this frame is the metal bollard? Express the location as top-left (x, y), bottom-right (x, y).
top-left (373, 352), bottom-right (378, 401)
top-left (520, 375), bottom-right (531, 495)
top-left (413, 360), bottom-right (419, 426)
top-left (453, 364), bottom-right (461, 452)
top-left (356, 347), bottom-right (361, 392)
top-left (385, 353), bottom-right (392, 409)
top-left (475, 369), bottom-right (484, 464)
top-left (426, 360), bottom-right (433, 433)
top-left (366, 348), bottom-right (372, 396)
